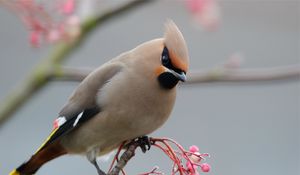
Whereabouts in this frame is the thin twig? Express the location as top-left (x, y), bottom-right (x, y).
top-left (0, 0), bottom-right (153, 126)
top-left (108, 142), bottom-right (126, 173)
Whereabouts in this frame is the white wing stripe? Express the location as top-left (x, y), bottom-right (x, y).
top-left (73, 112), bottom-right (83, 127)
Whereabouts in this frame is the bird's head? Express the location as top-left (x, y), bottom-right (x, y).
top-left (155, 20), bottom-right (189, 89)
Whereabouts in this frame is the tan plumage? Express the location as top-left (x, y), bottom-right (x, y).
top-left (10, 20), bottom-right (189, 175)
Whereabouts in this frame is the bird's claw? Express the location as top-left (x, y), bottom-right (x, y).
top-left (136, 136), bottom-right (152, 153)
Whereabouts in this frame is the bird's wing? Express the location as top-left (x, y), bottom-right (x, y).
top-left (36, 62), bottom-right (123, 152)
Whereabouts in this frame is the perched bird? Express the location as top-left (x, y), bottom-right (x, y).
top-left (10, 20), bottom-right (189, 175)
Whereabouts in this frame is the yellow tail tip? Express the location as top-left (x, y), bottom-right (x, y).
top-left (9, 169), bottom-right (20, 175)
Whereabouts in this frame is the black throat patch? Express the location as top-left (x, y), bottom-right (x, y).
top-left (158, 72), bottom-right (179, 89)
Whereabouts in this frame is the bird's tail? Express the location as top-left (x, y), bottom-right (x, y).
top-left (9, 142), bottom-right (67, 175)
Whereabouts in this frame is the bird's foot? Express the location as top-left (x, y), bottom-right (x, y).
top-left (87, 148), bottom-right (106, 175)
top-left (94, 161), bottom-right (106, 175)
top-left (136, 136), bottom-right (152, 153)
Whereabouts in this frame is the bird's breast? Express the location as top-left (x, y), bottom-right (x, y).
top-left (97, 69), bottom-right (176, 136)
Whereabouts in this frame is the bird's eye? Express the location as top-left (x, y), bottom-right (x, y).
top-left (161, 47), bottom-right (170, 66)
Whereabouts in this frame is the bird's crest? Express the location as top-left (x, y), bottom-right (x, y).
top-left (164, 20), bottom-right (189, 72)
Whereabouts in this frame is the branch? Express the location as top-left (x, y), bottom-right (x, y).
top-left (50, 65), bottom-right (300, 84)
top-left (107, 141), bottom-right (139, 175)
top-left (51, 66), bottom-right (93, 81)
top-left (0, 0), bottom-right (153, 126)
top-left (106, 137), bottom-right (211, 175)
top-left (186, 65), bottom-right (300, 84)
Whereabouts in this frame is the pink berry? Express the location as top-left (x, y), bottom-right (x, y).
top-left (189, 145), bottom-right (199, 153)
top-left (200, 163), bottom-right (211, 172)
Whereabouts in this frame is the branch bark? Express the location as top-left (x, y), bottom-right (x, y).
top-left (107, 141), bottom-right (140, 175)
top-left (0, 0), bottom-right (153, 126)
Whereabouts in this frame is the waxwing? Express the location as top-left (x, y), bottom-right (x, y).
top-left (10, 20), bottom-right (189, 175)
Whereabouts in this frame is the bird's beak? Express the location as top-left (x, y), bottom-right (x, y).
top-left (169, 70), bottom-right (186, 82)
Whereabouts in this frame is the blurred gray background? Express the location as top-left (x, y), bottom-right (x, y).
top-left (0, 0), bottom-right (299, 175)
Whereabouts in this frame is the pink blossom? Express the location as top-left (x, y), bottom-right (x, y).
top-left (3, 0), bottom-right (78, 46)
top-left (224, 52), bottom-right (244, 69)
top-left (186, 0), bottom-right (207, 13)
top-left (29, 30), bottom-right (41, 47)
top-left (62, 0), bottom-right (75, 15)
top-left (47, 29), bottom-right (61, 43)
top-left (66, 15), bottom-right (80, 27)
top-left (64, 15), bottom-right (81, 41)
top-left (185, 0), bottom-right (221, 31)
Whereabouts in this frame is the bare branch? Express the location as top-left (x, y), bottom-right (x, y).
top-left (0, 0), bottom-right (153, 126)
top-left (186, 65), bottom-right (300, 84)
top-left (51, 66), bottom-right (93, 81)
top-left (50, 65), bottom-right (300, 84)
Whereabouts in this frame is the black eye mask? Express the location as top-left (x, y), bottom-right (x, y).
top-left (161, 47), bottom-right (185, 74)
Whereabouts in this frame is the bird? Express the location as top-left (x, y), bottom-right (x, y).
top-left (10, 20), bottom-right (189, 175)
